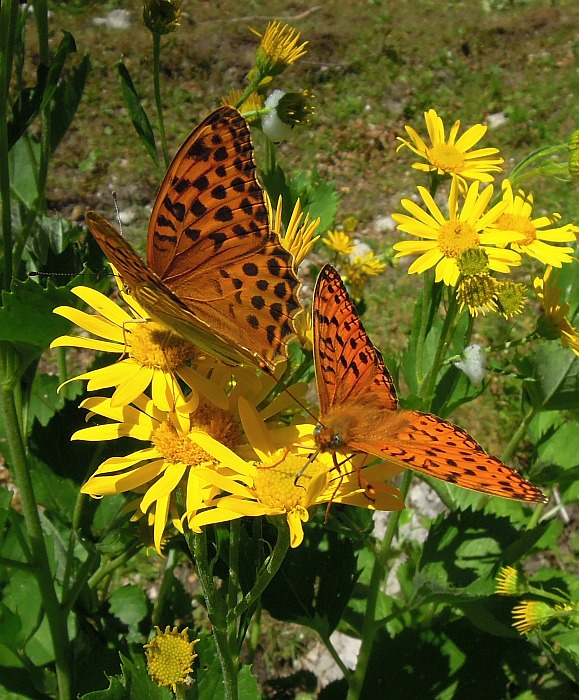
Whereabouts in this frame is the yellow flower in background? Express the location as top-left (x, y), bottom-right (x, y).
top-left (252, 20), bottom-right (308, 76)
top-left (221, 88), bottom-right (263, 115)
top-left (397, 109), bottom-right (503, 187)
top-left (490, 180), bottom-right (576, 267)
top-left (189, 398), bottom-right (404, 548)
top-left (393, 180), bottom-right (521, 286)
top-left (495, 280), bottom-right (526, 319)
top-left (145, 626), bottom-right (198, 691)
top-left (76, 393), bottom-right (250, 553)
top-left (512, 601), bottom-right (576, 635)
top-left (51, 284), bottom-right (205, 411)
top-left (293, 310), bottom-right (313, 351)
top-left (143, 0), bottom-right (181, 35)
top-left (534, 267), bottom-right (579, 356)
top-left (456, 275), bottom-right (498, 317)
top-left (344, 252), bottom-right (388, 301)
top-left (495, 566), bottom-right (526, 596)
top-left (324, 230), bottom-right (355, 256)
top-left (568, 130), bottom-right (579, 179)
top-left (267, 195), bottom-right (320, 268)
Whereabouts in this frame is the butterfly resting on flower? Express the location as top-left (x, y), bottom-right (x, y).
top-left (86, 106), bottom-right (301, 370)
top-left (311, 264), bottom-right (546, 503)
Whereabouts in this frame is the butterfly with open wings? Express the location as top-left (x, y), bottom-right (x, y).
top-left (86, 106), bottom-right (301, 370)
top-left (312, 264), bottom-right (547, 503)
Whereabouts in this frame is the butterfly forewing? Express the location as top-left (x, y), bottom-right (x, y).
top-left (87, 106), bottom-right (301, 369)
top-left (313, 264), bottom-right (398, 415)
top-left (312, 264), bottom-right (547, 504)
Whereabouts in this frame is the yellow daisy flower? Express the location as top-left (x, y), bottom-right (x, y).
top-left (397, 109), bottom-right (503, 187)
top-left (189, 398), bottom-right (404, 548)
top-left (324, 230), bottom-right (355, 256)
top-left (252, 20), bottom-right (308, 76)
top-left (76, 393), bottom-right (251, 553)
top-left (51, 284), bottom-right (205, 411)
top-left (393, 180), bottom-right (522, 286)
top-left (490, 180), bottom-right (576, 267)
top-left (266, 195), bottom-right (320, 268)
top-left (534, 267), bottom-right (579, 356)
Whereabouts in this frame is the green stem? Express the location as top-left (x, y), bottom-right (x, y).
top-left (189, 528), bottom-right (238, 700)
top-left (319, 633), bottom-right (351, 680)
top-left (0, 384), bottom-right (73, 699)
top-left (227, 520), bottom-right (241, 649)
top-left (347, 470), bottom-right (414, 700)
top-left (414, 273), bottom-right (433, 386)
top-left (500, 406), bottom-right (537, 464)
top-left (151, 548), bottom-right (177, 628)
top-left (152, 32), bottom-right (169, 167)
top-left (228, 517), bottom-right (290, 622)
top-left (421, 290), bottom-right (460, 407)
top-left (0, 0), bottom-right (19, 291)
top-left (87, 543), bottom-right (141, 589)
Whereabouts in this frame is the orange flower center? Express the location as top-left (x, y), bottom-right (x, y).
top-left (437, 220), bottom-right (479, 258)
top-left (427, 143), bottom-right (465, 172)
top-left (496, 213), bottom-right (536, 245)
top-left (152, 421), bottom-right (212, 466)
top-left (151, 405), bottom-right (240, 466)
top-left (130, 322), bottom-right (196, 370)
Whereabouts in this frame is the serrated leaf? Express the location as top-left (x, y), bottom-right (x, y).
top-left (523, 342), bottom-right (579, 411)
top-left (0, 278), bottom-right (79, 348)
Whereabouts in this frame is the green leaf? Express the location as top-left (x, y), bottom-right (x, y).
top-left (523, 342), bottom-right (579, 411)
top-left (0, 278), bottom-right (79, 349)
top-left (287, 169), bottom-right (339, 234)
top-left (196, 636), bottom-right (259, 700)
top-left (49, 53), bottom-right (90, 153)
top-left (40, 31), bottom-right (78, 109)
top-left (415, 508), bottom-right (544, 605)
top-left (260, 518), bottom-right (358, 636)
top-left (118, 60), bottom-right (159, 167)
top-left (7, 63), bottom-right (48, 149)
top-left (81, 650), bottom-right (172, 700)
top-left (8, 136), bottom-right (40, 208)
top-left (108, 585), bottom-right (149, 633)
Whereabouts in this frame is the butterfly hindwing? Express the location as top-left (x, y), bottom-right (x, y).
top-left (313, 264), bottom-right (398, 415)
top-left (349, 410), bottom-right (547, 503)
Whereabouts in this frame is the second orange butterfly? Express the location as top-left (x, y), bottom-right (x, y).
top-left (312, 264), bottom-right (546, 503)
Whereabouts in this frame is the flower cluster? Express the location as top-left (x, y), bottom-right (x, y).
top-left (223, 20), bottom-right (313, 140)
top-left (495, 566), bottom-right (579, 636)
top-left (54, 198), bottom-right (402, 554)
top-left (394, 109), bottom-right (578, 325)
top-left (323, 220), bottom-right (388, 302)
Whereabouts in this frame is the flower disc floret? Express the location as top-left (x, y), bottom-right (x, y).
top-left (145, 625), bottom-right (197, 691)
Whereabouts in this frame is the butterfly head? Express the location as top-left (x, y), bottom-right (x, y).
top-left (314, 422), bottom-right (345, 452)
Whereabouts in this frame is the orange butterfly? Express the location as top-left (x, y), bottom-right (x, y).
top-left (86, 106), bottom-right (300, 370)
top-left (312, 264), bottom-right (546, 503)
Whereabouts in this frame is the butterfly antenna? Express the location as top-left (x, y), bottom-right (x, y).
top-left (112, 191), bottom-right (123, 236)
top-left (260, 361), bottom-right (319, 424)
